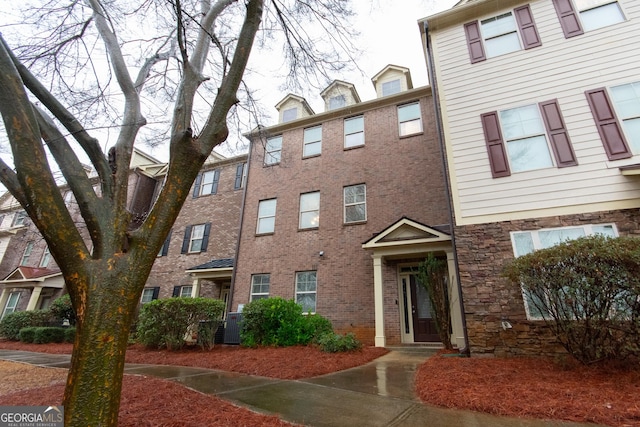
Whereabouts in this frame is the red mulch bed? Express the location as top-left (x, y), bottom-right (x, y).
top-left (0, 376), bottom-right (292, 426)
top-left (0, 341), bottom-right (388, 426)
top-left (415, 353), bottom-right (640, 427)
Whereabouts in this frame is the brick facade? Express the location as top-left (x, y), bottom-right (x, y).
top-left (146, 155), bottom-right (246, 300)
top-left (456, 208), bottom-right (640, 357)
top-left (234, 88), bottom-right (450, 345)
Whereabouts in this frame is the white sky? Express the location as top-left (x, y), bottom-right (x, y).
top-left (214, 0), bottom-right (459, 156)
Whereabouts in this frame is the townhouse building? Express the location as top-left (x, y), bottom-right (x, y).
top-left (420, 0), bottom-right (640, 356)
top-left (234, 65), bottom-right (465, 348)
top-left (0, 149), bottom-right (167, 318)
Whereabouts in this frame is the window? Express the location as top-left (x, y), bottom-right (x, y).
top-left (282, 107), bottom-right (297, 122)
top-left (39, 246), bottom-right (51, 268)
top-left (250, 274), bottom-right (270, 300)
top-left (303, 126), bottom-right (322, 157)
top-left (12, 211), bottom-right (27, 227)
top-left (180, 286), bottom-right (193, 298)
top-left (20, 242), bottom-right (34, 266)
top-left (585, 85), bottom-right (635, 160)
top-left (2, 292), bottom-right (20, 319)
top-left (193, 169), bottom-right (220, 197)
top-left (257, 199), bottom-right (277, 234)
top-left (344, 116), bottom-right (364, 148)
top-left (511, 224), bottom-right (617, 318)
top-left (344, 184), bottom-right (366, 223)
top-left (553, 0), bottom-right (624, 38)
top-left (382, 79), bottom-right (401, 96)
top-left (299, 192), bottom-right (320, 229)
top-left (234, 163), bottom-right (247, 190)
top-left (296, 271), bottom-right (317, 313)
top-left (398, 102), bottom-right (423, 137)
top-left (181, 223), bottom-right (211, 254)
top-left (265, 136), bottom-right (282, 166)
top-left (329, 95), bottom-right (346, 110)
top-left (158, 230), bottom-right (172, 257)
top-left (141, 287), bottom-right (159, 303)
top-left (609, 82), bottom-right (640, 154)
top-left (481, 100), bottom-right (577, 178)
top-left (464, 5), bottom-right (541, 63)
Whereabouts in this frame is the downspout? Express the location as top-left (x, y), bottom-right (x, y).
top-left (422, 20), bottom-right (470, 355)
top-left (228, 139), bottom-right (253, 315)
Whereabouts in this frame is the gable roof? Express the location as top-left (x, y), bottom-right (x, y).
top-left (187, 258), bottom-right (235, 271)
top-left (320, 80), bottom-right (362, 103)
top-left (274, 94), bottom-right (315, 115)
top-left (2, 266), bottom-right (62, 282)
top-left (371, 64), bottom-right (413, 89)
top-left (362, 217), bottom-right (451, 249)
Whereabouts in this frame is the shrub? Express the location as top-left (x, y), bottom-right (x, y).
top-left (33, 327), bottom-right (66, 344)
top-left (503, 235), bottom-right (640, 364)
top-left (50, 294), bottom-right (76, 326)
top-left (136, 298), bottom-right (225, 350)
top-left (240, 297), bottom-right (333, 347)
top-left (0, 310), bottom-right (54, 340)
top-left (317, 332), bottom-right (362, 353)
top-left (18, 327), bottom-right (38, 343)
top-left (64, 327), bottom-right (76, 343)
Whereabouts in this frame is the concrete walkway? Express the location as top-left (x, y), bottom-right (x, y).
top-left (0, 348), bottom-right (602, 427)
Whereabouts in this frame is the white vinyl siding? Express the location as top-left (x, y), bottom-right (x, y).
top-left (431, 0), bottom-right (640, 225)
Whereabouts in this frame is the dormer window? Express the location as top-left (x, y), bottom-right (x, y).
top-left (282, 108), bottom-right (297, 122)
top-left (329, 95), bottom-right (346, 110)
top-left (382, 79), bottom-right (401, 97)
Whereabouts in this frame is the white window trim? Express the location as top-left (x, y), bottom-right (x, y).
top-left (510, 223), bottom-right (619, 320)
top-left (480, 12), bottom-right (521, 58)
top-left (250, 274), bottom-right (270, 301)
top-left (398, 102), bottom-right (423, 137)
top-left (141, 288), bottom-right (155, 304)
top-left (188, 224), bottom-right (206, 253)
top-left (256, 199), bottom-right (277, 234)
top-left (180, 285), bottom-right (193, 298)
top-left (295, 271), bottom-right (317, 314)
top-left (2, 292), bottom-right (20, 319)
top-left (303, 126), bottom-right (322, 158)
top-left (344, 115), bottom-right (364, 148)
top-left (21, 242), bottom-right (34, 266)
top-left (265, 136), bottom-right (282, 166)
top-left (39, 246), bottom-right (51, 268)
top-left (299, 192), bottom-right (320, 229)
top-left (344, 184), bottom-right (367, 224)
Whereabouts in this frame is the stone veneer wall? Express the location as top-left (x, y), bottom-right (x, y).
top-left (455, 208), bottom-right (640, 357)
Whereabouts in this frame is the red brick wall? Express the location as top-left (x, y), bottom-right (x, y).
top-left (234, 92), bottom-right (450, 343)
top-left (146, 156), bottom-right (246, 298)
top-left (455, 209), bottom-right (640, 357)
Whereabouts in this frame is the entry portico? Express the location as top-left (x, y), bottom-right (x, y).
top-left (363, 217), bottom-right (465, 348)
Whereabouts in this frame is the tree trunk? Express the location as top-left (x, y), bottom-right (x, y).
top-left (63, 265), bottom-right (144, 427)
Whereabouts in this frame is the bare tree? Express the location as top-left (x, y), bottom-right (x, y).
top-left (0, 0), bottom-right (358, 425)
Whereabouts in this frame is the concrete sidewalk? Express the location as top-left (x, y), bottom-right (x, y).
top-left (0, 348), bottom-right (602, 427)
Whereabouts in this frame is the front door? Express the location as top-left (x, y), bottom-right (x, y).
top-left (409, 275), bottom-right (439, 342)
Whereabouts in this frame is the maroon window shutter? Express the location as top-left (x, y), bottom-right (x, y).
top-left (539, 99), bottom-right (577, 167)
top-left (464, 21), bottom-right (486, 63)
top-left (552, 0), bottom-right (584, 38)
top-left (585, 88), bottom-right (632, 160)
top-left (514, 5), bottom-right (542, 49)
top-left (481, 112), bottom-right (511, 178)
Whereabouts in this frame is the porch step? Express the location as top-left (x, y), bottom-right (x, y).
top-left (385, 344), bottom-right (443, 354)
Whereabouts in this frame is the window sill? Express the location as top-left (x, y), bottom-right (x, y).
top-left (298, 227), bottom-right (319, 232)
top-left (399, 131), bottom-right (424, 139)
top-left (344, 144), bottom-right (364, 151)
top-left (344, 220), bottom-right (367, 226)
top-left (263, 162), bottom-right (280, 167)
top-left (255, 232), bottom-right (275, 237)
top-left (302, 153), bottom-right (321, 160)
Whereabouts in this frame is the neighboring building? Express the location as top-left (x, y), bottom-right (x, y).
top-left (421, 0), bottom-right (640, 356)
top-left (145, 151), bottom-right (247, 310)
top-left (234, 65), bottom-right (465, 347)
top-left (0, 149), bottom-right (166, 319)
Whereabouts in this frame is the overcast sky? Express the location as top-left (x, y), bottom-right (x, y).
top-left (213, 0), bottom-right (459, 155)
